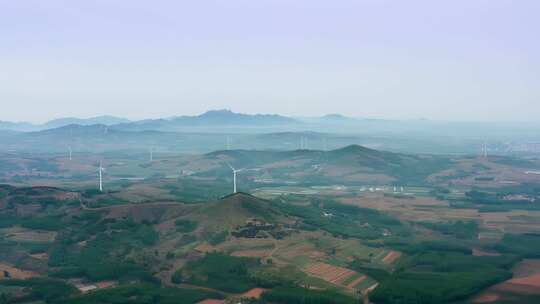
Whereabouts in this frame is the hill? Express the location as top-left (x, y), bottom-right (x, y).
top-left (1, 183), bottom-right (535, 303)
top-left (197, 145), bottom-right (450, 185)
top-left (189, 192), bottom-right (288, 231)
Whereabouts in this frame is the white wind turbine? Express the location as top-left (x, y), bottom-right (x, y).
top-left (98, 161), bottom-right (104, 192)
top-left (68, 146), bottom-right (72, 161)
top-left (227, 163), bottom-right (245, 194)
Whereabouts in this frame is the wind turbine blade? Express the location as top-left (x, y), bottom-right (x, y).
top-left (227, 163), bottom-right (235, 171)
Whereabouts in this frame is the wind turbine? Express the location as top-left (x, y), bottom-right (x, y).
top-left (299, 136), bottom-right (309, 150)
top-left (98, 161), bottom-right (104, 192)
top-left (68, 146), bottom-right (72, 161)
top-left (149, 147), bottom-right (154, 162)
top-left (227, 164), bottom-right (244, 194)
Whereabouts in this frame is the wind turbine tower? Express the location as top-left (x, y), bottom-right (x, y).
top-left (98, 161), bottom-right (104, 192)
top-left (228, 164), bottom-right (244, 194)
top-left (150, 147), bottom-right (154, 162)
top-left (300, 136), bottom-right (308, 150)
top-left (68, 146), bottom-right (72, 161)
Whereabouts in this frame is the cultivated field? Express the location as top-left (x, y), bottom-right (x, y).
top-left (469, 259), bottom-right (540, 303)
top-left (3, 227), bottom-right (57, 243)
top-left (381, 251), bottom-right (401, 264)
top-left (0, 263), bottom-right (39, 280)
top-left (303, 262), bottom-right (369, 291)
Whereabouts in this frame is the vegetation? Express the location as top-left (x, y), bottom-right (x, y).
top-left (495, 233), bottom-right (540, 258)
top-left (174, 219), bottom-right (198, 233)
top-left (180, 252), bottom-right (259, 293)
top-left (21, 216), bottom-right (65, 231)
top-left (0, 278), bottom-right (78, 303)
top-left (207, 230), bottom-right (228, 245)
top-left (57, 283), bottom-right (222, 304)
top-left (273, 199), bottom-right (408, 239)
top-left (48, 217), bottom-right (159, 282)
top-left (351, 250), bottom-right (517, 304)
top-left (417, 220), bottom-right (479, 239)
top-left (262, 286), bottom-right (357, 304)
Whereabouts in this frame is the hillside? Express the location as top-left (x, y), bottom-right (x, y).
top-left (188, 193), bottom-right (289, 231)
top-left (1, 179), bottom-right (539, 304)
top-left (197, 145), bottom-right (450, 185)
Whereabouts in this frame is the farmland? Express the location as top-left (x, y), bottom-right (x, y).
top-left (0, 145), bottom-right (539, 303)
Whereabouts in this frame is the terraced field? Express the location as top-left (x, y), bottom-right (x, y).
top-left (303, 262), bottom-right (371, 291)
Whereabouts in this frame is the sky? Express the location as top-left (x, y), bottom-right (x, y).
top-left (1, 0), bottom-right (539, 123)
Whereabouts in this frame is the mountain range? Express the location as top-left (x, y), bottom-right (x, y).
top-left (0, 115), bottom-right (130, 132)
top-left (1, 110), bottom-right (540, 156)
top-left (0, 110), bottom-right (304, 132)
top-left (3, 109), bottom-right (539, 138)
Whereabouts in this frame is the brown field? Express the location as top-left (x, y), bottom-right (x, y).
top-left (241, 288), bottom-right (267, 299)
top-left (472, 294), bottom-right (500, 303)
top-left (495, 282), bottom-right (540, 295)
top-left (303, 262), bottom-right (357, 287)
top-left (346, 275), bottom-right (367, 289)
top-left (194, 243), bottom-right (215, 253)
top-left (95, 281), bottom-right (117, 289)
top-left (276, 241), bottom-right (316, 262)
top-left (197, 299), bottom-right (225, 304)
top-left (104, 202), bottom-right (191, 223)
top-left (381, 251), bottom-right (401, 264)
top-left (0, 263), bottom-right (40, 279)
top-left (469, 259), bottom-right (540, 303)
top-left (472, 248), bottom-right (501, 257)
top-left (512, 259), bottom-right (540, 278)
top-left (231, 250), bottom-right (271, 258)
top-left (29, 253), bottom-right (49, 260)
top-left (471, 282), bottom-right (540, 303)
top-left (111, 184), bottom-right (176, 203)
top-left (342, 194), bottom-right (540, 239)
top-left (5, 228), bottom-right (57, 242)
top-left (508, 273), bottom-right (540, 287)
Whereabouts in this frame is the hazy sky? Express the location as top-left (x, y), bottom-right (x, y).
top-left (1, 0), bottom-right (539, 123)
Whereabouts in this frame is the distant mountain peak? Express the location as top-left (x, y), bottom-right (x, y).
top-left (322, 113), bottom-right (347, 119)
top-left (201, 109), bottom-right (234, 115)
top-left (320, 113), bottom-right (356, 122)
top-left (44, 116), bottom-right (130, 128)
top-left (168, 109), bottom-right (298, 126)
